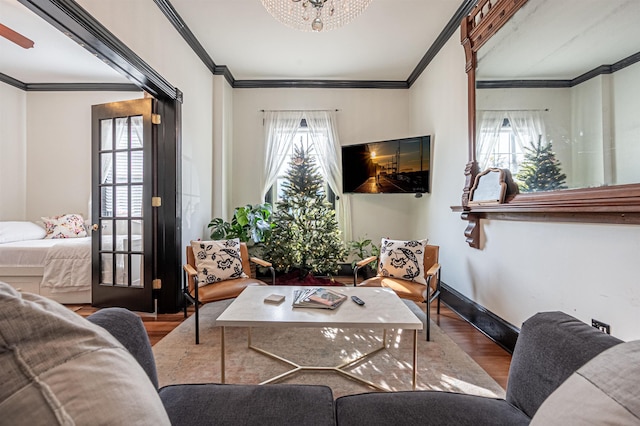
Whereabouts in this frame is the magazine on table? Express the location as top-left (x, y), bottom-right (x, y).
top-left (292, 288), bottom-right (347, 310)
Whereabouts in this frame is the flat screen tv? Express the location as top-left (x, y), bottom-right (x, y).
top-left (342, 135), bottom-right (431, 194)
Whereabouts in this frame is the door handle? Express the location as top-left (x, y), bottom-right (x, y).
top-left (92, 224), bottom-right (99, 231)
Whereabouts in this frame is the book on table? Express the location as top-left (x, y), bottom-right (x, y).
top-left (292, 288), bottom-right (347, 310)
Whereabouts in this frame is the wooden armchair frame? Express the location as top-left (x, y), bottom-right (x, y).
top-left (354, 245), bottom-right (441, 341)
top-left (183, 243), bottom-right (274, 344)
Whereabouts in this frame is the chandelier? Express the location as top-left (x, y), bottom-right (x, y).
top-left (260, 0), bottom-right (373, 32)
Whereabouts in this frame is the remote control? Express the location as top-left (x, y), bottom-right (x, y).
top-left (351, 296), bottom-right (365, 306)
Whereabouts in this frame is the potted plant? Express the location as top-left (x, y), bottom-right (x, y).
top-left (347, 237), bottom-right (380, 279)
top-left (208, 203), bottom-right (274, 276)
top-left (208, 203), bottom-right (274, 243)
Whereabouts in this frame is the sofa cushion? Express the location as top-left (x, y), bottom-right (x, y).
top-left (336, 390), bottom-right (530, 426)
top-left (377, 238), bottom-right (428, 285)
top-left (530, 340), bottom-right (640, 425)
top-left (191, 239), bottom-right (248, 286)
top-left (506, 311), bottom-right (623, 418)
top-left (160, 383), bottom-right (336, 426)
top-left (0, 282), bottom-right (170, 425)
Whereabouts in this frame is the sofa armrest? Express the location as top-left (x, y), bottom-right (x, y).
top-left (506, 311), bottom-right (623, 418)
top-left (87, 307), bottom-right (159, 389)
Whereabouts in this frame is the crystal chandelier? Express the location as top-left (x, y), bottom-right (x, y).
top-left (260, 0), bottom-right (373, 32)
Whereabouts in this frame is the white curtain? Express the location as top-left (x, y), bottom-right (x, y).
top-left (505, 110), bottom-right (546, 153)
top-left (261, 111), bottom-right (303, 201)
top-left (477, 110), bottom-right (547, 171)
top-left (304, 111), bottom-right (352, 242)
top-left (476, 110), bottom-right (505, 171)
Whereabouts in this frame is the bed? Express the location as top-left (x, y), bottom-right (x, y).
top-left (0, 220), bottom-right (143, 305)
top-left (0, 237), bottom-right (92, 304)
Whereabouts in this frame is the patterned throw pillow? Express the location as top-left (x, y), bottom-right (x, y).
top-left (377, 238), bottom-right (428, 285)
top-left (41, 214), bottom-right (88, 239)
top-left (191, 239), bottom-right (248, 287)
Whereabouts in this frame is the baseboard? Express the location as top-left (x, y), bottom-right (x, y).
top-left (440, 282), bottom-right (520, 354)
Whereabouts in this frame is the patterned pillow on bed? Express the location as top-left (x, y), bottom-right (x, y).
top-left (377, 238), bottom-right (428, 285)
top-left (191, 239), bottom-right (247, 287)
top-left (42, 214), bottom-right (88, 239)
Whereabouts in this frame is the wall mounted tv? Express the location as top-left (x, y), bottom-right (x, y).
top-left (342, 135), bottom-right (431, 194)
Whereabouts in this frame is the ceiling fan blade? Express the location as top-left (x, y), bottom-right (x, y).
top-left (0, 23), bottom-right (34, 49)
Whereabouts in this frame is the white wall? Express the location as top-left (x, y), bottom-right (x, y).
top-left (78, 0), bottom-right (216, 249)
top-left (409, 35), bottom-right (640, 341)
top-left (231, 87), bottom-right (418, 244)
top-left (571, 77), bottom-right (605, 187)
top-left (0, 83), bottom-right (27, 220)
top-left (24, 91), bottom-right (142, 222)
top-left (613, 61), bottom-right (640, 184)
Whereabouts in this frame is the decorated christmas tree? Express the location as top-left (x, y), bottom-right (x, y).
top-left (516, 136), bottom-right (567, 192)
top-left (263, 144), bottom-right (347, 277)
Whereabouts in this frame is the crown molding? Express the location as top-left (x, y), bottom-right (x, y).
top-left (408, 0), bottom-right (478, 87)
top-left (155, 0), bottom-right (477, 89)
top-left (233, 79), bottom-right (409, 89)
top-left (0, 73), bottom-right (27, 90)
top-left (477, 50), bottom-right (640, 90)
top-left (19, 0), bottom-right (181, 101)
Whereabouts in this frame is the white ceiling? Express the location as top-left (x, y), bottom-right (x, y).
top-left (0, 0), bottom-right (462, 84)
top-left (2, 0), bottom-right (636, 86)
top-left (0, 0), bottom-right (129, 84)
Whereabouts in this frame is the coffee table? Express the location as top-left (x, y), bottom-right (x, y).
top-left (215, 285), bottom-right (423, 391)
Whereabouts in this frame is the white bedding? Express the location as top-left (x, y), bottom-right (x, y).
top-left (0, 238), bottom-right (90, 268)
top-left (0, 236), bottom-right (141, 294)
top-left (41, 238), bottom-right (92, 293)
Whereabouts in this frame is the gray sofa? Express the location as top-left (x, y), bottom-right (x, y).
top-left (86, 308), bottom-right (633, 425)
top-left (3, 277), bottom-right (633, 425)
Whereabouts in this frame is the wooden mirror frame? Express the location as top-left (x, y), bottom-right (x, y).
top-left (454, 0), bottom-right (640, 249)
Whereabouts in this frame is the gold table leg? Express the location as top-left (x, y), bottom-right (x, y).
top-left (413, 329), bottom-right (418, 390)
top-left (238, 327), bottom-right (417, 392)
top-left (221, 326), bottom-right (226, 383)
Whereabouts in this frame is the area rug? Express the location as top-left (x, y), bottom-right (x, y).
top-left (153, 299), bottom-right (506, 399)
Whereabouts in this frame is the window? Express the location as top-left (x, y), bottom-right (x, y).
top-left (482, 118), bottom-right (525, 174)
top-left (265, 120), bottom-right (335, 207)
top-left (100, 116), bottom-right (144, 219)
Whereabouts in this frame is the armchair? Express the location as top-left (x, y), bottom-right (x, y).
top-left (183, 242), bottom-right (274, 344)
top-left (354, 244), bottom-right (441, 341)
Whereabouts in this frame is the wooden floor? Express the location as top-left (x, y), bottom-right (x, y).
top-left (72, 297), bottom-right (512, 389)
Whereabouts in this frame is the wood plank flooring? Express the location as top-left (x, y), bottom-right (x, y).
top-left (71, 295), bottom-right (511, 389)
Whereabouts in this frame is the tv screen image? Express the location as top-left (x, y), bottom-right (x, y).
top-left (342, 135), bottom-right (431, 194)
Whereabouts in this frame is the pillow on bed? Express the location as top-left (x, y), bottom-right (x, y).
top-left (0, 282), bottom-right (171, 424)
top-left (0, 221), bottom-right (47, 244)
top-left (42, 214), bottom-right (88, 239)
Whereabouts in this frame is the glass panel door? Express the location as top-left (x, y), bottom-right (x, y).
top-left (92, 98), bottom-right (154, 312)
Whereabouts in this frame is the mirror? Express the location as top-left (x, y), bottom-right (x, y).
top-left (457, 0), bottom-right (640, 248)
top-left (475, 0), bottom-right (640, 193)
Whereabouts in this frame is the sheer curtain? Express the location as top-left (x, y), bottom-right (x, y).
top-left (476, 110), bottom-right (547, 171)
top-left (505, 110), bottom-right (546, 153)
top-left (476, 110), bottom-right (506, 171)
top-left (304, 110), bottom-right (352, 242)
top-left (261, 111), bottom-right (303, 201)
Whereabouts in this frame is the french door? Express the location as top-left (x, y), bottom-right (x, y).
top-left (91, 98), bottom-right (155, 312)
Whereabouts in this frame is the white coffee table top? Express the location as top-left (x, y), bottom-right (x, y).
top-left (215, 285), bottom-right (423, 329)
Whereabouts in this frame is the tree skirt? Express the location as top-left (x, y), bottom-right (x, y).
top-left (274, 270), bottom-right (344, 286)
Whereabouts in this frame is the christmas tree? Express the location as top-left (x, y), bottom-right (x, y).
top-left (516, 136), bottom-right (567, 192)
top-left (263, 144), bottom-right (347, 277)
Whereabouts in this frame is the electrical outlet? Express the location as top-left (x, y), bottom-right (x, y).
top-left (592, 319), bottom-right (610, 334)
